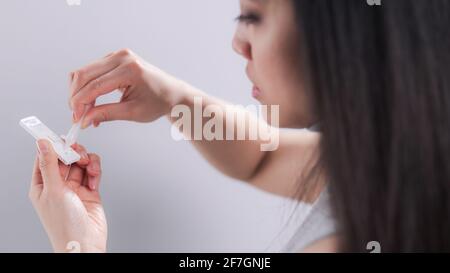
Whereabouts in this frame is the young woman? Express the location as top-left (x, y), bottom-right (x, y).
top-left (30, 0), bottom-right (450, 252)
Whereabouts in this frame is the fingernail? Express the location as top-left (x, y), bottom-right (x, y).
top-left (82, 151), bottom-right (88, 159)
top-left (90, 181), bottom-right (96, 191)
top-left (81, 119), bottom-right (92, 129)
top-left (36, 140), bottom-right (49, 155)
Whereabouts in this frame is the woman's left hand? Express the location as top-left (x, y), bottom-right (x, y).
top-left (29, 139), bottom-right (107, 253)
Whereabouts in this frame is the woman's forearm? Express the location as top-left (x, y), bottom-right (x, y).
top-left (166, 81), bottom-right (272, 181)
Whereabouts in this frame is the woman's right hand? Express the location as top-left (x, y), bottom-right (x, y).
top-left (69, 49), bottom-right (184, 128)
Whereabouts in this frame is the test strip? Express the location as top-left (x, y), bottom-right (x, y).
top-left (20, 116), bottom-right (81, 165)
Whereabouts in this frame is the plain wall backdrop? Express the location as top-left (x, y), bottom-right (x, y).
top-left (0, 0), bottom-right (306, 252)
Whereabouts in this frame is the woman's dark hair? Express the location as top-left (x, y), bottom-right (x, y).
top-left (293, 0), bottom-right (450, 252)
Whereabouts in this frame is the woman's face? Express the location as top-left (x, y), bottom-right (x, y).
top-left (233, 0), bottom-right (315, 128)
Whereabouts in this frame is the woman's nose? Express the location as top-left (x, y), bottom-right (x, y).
top-left (232, 32), bottom-right (252, 61)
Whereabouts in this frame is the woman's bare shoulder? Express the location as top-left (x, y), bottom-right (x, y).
top-left (248, 129), bottom-right (323, 200)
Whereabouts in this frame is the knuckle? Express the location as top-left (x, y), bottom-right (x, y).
top-left (117, 48), bottom-right (134, 58)
top-left (38, 157), bottom-right (49, 170)
top-left (126, 59), bottom-right (142, 74)
top-left (92, 77), bottom-right (103, 91)
top-left (83, 78), bottom-right (102, 96)
top-left (90, 153), bottom-right (101, 163)
top-left (72, 70), bottom-right (85, 83)
top-left (105, 51), bottom-right (115, 58)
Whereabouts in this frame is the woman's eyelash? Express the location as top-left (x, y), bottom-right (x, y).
top-left (235, 13), bottom-right (261, 24)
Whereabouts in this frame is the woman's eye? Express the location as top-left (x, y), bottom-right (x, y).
top-left (235, 13), bottom-right (261, 24)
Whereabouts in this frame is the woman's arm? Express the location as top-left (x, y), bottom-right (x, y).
top-left (69, 49), bottom-right (322, 199)
top-left (166, 83), bottom-right (268, 181)
top-left (167, 82), bottom-right (322, 199)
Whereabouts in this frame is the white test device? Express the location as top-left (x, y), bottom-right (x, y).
top-left (20, 116), bottom-right (81, 165)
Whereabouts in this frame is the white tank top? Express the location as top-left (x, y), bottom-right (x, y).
top-left (270, 124), bottom-right (335, 252)
top-left (282, 188), bottom-right (336, 252)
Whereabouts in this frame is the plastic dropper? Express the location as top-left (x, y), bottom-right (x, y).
top-left (64, 106), bottom-right (89, 150)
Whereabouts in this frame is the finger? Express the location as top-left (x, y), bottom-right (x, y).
top-left (86, 153), bottom-right (102, 191)
top-left (30, 156), bottom-right (44, 201)
top-left (71, 143), bottom-right (90, 166)
top-left (31, 156), bottom-right (43, 187)
top-left (67, 164), bottom-right (85, 186)
top-left (82, 101), bottom-right (134, 129)
top-left (70, 64), bottom-right (133, 123)
top-left (69, 54), bottom-right (121, 99)
top-left (36, 139), bottom-right (63, 190)
top-left (58, 161), bottom-right (70, 178)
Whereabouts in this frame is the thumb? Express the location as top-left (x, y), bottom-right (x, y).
top-left (36, 139), bottom-right (61, 188)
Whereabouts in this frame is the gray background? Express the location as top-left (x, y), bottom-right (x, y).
top-left (0, 0), bottom-right (303, 252)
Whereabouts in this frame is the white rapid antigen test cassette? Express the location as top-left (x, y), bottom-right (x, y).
top-left (20, 116), bottom-right (81, 165)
